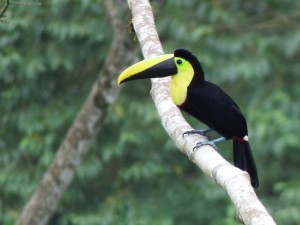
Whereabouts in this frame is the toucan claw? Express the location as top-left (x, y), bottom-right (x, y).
top-left (193, 140), bottom-right (218, 152)
top-left (182, 128), bottom-right (214, 138)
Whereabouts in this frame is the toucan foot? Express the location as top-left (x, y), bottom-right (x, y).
top-left (193, 140), bottom-right (218, 152)
top-left (182, 128), bottom-right (214, 138)
top-left (192, 136), bottom-right (226, 152)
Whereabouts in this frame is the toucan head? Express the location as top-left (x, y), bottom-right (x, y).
top-left (117, 49), bottom-right (204, 85)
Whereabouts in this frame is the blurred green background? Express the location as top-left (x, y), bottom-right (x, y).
top-left (1, 0), bottom-right (300, 224)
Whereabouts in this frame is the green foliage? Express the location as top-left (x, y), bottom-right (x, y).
top-left (0, 0), bottom-right (110, 224)
top-left (1, 0), bottom-right (300, 224)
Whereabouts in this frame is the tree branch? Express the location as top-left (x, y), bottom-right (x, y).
top-left (127, 0), bottom-right (276, 224)
top-left (0, 0), bottom-right (10, 18)
top-left (16, 1), bottom-right (135, 225)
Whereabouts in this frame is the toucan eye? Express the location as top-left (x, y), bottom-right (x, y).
top-left (176, 59), bottom-right (183, 65)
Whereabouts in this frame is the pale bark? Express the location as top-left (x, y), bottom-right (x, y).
top-left (127, 0), bottom-right (276, 224)
top-left (16, 1), bottom-right (135, 225)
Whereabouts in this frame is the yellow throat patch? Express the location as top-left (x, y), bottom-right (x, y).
top-left (170, 57), bottom-right (194, 106)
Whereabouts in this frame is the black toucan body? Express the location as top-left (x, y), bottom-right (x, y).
top-left (118, 49), bottom-right (259, 188)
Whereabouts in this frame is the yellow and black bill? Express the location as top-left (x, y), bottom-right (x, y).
top-left (118, 54), bottom-right (177, 85)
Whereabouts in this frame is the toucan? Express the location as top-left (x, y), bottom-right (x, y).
top-left (118, 49), bottom-right (259, 188)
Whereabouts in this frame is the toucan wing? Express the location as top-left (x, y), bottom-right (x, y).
top-left (183, 82), bottom-right (248, 138)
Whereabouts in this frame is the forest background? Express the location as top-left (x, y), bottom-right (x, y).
top-left (1, 0), bottom-right (300, 224)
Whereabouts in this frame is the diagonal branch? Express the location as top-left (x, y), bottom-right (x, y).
top-left (127, 0), bottom-right (276, 224)
top-left (0, 0), bottom-right (10, 18)
top-left (16, 1), bottom-right (135, 225)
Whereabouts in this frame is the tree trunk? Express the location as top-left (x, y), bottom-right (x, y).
top-left (126, 0), bottom-right (276, 224)
top-left (16, 1), bottom-right (135, 225)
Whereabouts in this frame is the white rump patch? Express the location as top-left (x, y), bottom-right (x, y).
top-left (243, 135), bottom-right (249, 141)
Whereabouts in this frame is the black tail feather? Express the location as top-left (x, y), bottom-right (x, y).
top-left (233, 140), bottom-right (259, 188)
